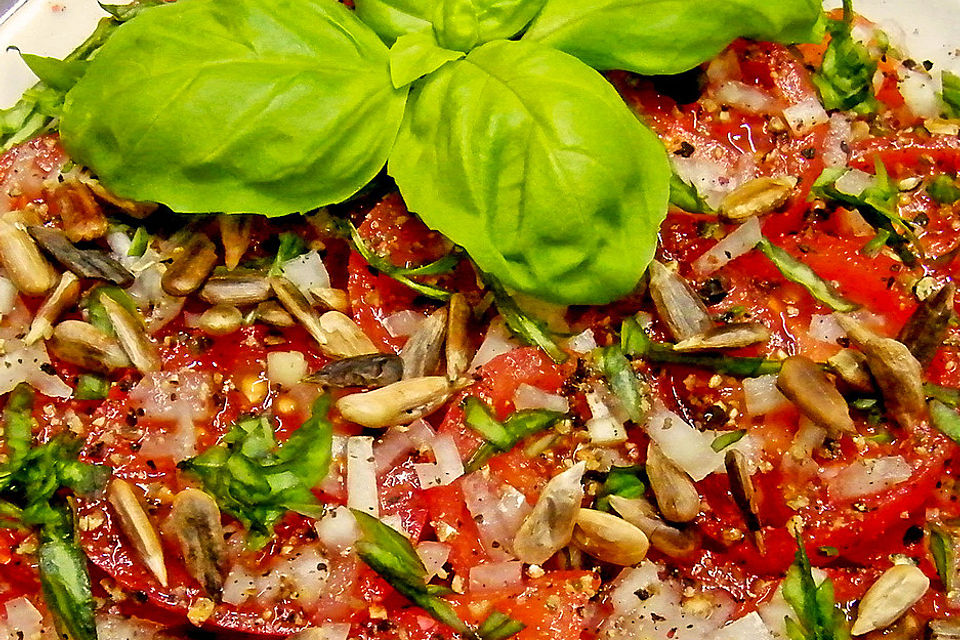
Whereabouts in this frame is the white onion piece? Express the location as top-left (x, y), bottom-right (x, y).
top-left (470, 319), bottom-right (521, 371)
top-left (826, 456), bottom-right (913, 501)
top-left (282, 250), bottom-right (330, 299)
top-left (671, 156), bottom-right (731, 209)
top-left (644, 407), bottom-right (723, 481)
top-left (283, 545), bottom-right (329, 605)
top-left (513, 383), bottom-right (569, 413)
top-left (834, 168), bottom-right (875, 197)
top-left (129, 371), bottom-right (213, 422)
top-left (346, 436), bottom-right (379, 517)
top-left (691, 216), bottom-right (762, 276)
top-left (743, 375), bottom-right (790, 416)
top-left (462, 474), bottom-right (531, 561)
top-left (405, 418), bottom-right (437, 450)
top-left (374, 428), bottom-right (415, 475)
top-left (0, 339), bottom-right (72, 398)
top-left (221, 564), bottom-right (254, 605)
top-left (823, 114), bottom-right (852, 168)
top-left (382, 310), bottom-right (426, 338)
top-left (715, 612), bottom-right (775, 640)
top-left (96, 614), bottom-right (167, 640)
top-left (715, 81), bottom-right (778, 114)
top-left (316, 506), bottom-right (360, 555)
top-left (266, 351), bottom-right (307, 388)
top-left (312, 623), bottom-right (351, 640)
top-left (0, 277), bottom-right (17, 315)
top-left (469, 561), bottom-right (523, 593)
top-left (900, 69), bottom-right (942, 119)
top-left (5, 597), bottom-right (43, 640)
top-left (585, 382), bottom-right (628, 446)
top-left (809, 313), bottom-right (846, 344)
top-left (837, 206), bottom-right (876, 237)
top-left (417, 541), bottom-right (451, 578)
top-left (565, 328), bottom-right (598, 354)
top-left (782, 98), bottom-right (829, 135)
top-left (432, 435), bottom-right (464, 483)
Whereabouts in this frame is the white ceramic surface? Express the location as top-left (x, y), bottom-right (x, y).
top-left (0, 0), bottom-right (958, 109)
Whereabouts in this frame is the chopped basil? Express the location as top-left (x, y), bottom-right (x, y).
top-left (352, 510), bottom-right (474, 637)
top-left (268, 232), bottom-right (309, 277)
top-left (929, 524), bottom-right (956, 592)
top-left (782, 534), bottom-right (850, 640)
top-left (593, 346), bottom-right (648, 423)
top-left (669, 173), bottom-right (713, 213)
top-left (74, 374), bottom-right (110, 401)
top-left (462, 396), bottom-right (563, 472)
top-left (929, 399), bottom-right (960, 445)
top-left (349, 222), bottom-right (457, 300)
top-left (127, 226), bottom-right (151, 258)
top-left (486, 275), bottom-right (567, 363)
top-left (477, 610), bottom-right (526, 640)
top-left (928, 175), bottom-right (960, 204)
top-left (711, 429), bottom-right (747, 452)
top-left (594, 466), bottom-right (646, 512)
top-left (179, 394), bottom-right (333, 549)
top-left (757, 237), bottom-right (859, 312)
top-left (80, 284), bottom-right (138, 336)
top-left (620, 316), bottom-right (781, 376)
top-left (926, 383), bottom-right (960, 408)
top-left (812, 0), bottom-right (877, 112)
top-left (942, 70), bottom-right (960, 118)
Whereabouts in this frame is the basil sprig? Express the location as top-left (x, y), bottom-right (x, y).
top-left (782, 535), bottom-right (850, 640)
top-left (179, 394), bottom-right (334, 549)
top-left (50, 0), bottom-right (822, 306)
top-left (812, 0), bottom-right (876, 112)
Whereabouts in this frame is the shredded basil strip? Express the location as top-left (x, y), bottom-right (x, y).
top-left (80, 284), bottom-right (138, 336)
top-left (594, 345), bottom-right (648, 422)
top-left (594, 466), bottom-right (646, 512)
top-left (782, 534), bottom-right (850, 640)
top-left (811, 0), bottom-right (877, 112)
top-left (928, 175), bottom-right (960, 205)
top-left (352, 510), bottom-right (475, 637)
top-left (756, 236), bottom-right (859, 312)
top-left (462, 396), bottom-right (563, 472)
top-left (942, 70), bottom-right (960, 118)
top-left (477, 610), bottom-right (526, 640)
top-left (485, 275), bottom-right (567, 363)
top-left (930, 524), bottom-right (957, 592)
top-left (711, 429), bottom-right (747, 452)
top-left (179, 394), bottom-right (333, 549)
top-left (620, 316), bottom-right (782, 376)
top-left (669, 173), bottom-right (713, 213)
top-left (926, 383), bottom-right (960, 408)
top-left (929, 399), bottom-right (960, 445)
top-left (349, 223), bottom-right (457, 300)
top-left (127, 226), bottom-right (151, 258)
top-left (74, 374), bottom-right (110, 401)
top-left (269, 232), bottom-right (309, 277)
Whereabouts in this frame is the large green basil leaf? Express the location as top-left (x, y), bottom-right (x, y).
top-left (388, 40), bottom-right (670, 305)
top-left (389, 32), bottom-right (464, 88)
top-left (523, 0), bottom-right (824, 75)
top-left (356, 0), bottom-right (546, 48)
top-left (61, 0), bottom-right (407, 216)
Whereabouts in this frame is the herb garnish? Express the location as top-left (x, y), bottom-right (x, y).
top-left (486, 275), bottom-right (566, 363)
top-left (812, 0), bottom-right (877, 112)
top-left (711, 429), bottom-right (747, 452)
top-left (593, 346), bottom-right (648, 422)
top-left (942, 70), bottom-right (960, 118)
top-left (462, 396), bottom-right (563, 472)
top-left (594, 466), bottom-right (646, 512)
top-left (929, 399), bottom-right (960, 445)
top-left (928, 175), bottom-right (960, 205)
top-left (782, 534), bottom-right (851, 640)
top-left (268, 232), bottom-right (309, 277)
top-left (179, 394), bottom-right (333, 549)
top-left (348, 223), bottom-right (457, 300)
top-left (756, 237), bottom-right (859, 312)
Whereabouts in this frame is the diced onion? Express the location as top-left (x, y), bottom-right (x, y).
top-left (0, 277), bottom-right (17, 315)
top-left (266, 351), bottom-right (307, 388)
top-left (513, 383), bottom-right (569, 413)
top-left (129, 370), bottom-right (213, 423)
top-left (96, 614), bottom-right (167, 640)
top-left (808, 313), bottom-right (846, 344)
top-left (823, 114), bottom-right (852, 168)
top-left (468, 560), bottom-right (523, 593)
top-left (565, 328), bottom-right (598, 354)
top-left (346, 436), bottom-right (379, 517)
top-left (825, 456), bottom-right (913, 501)
top-left (470, 319), bottom-right (521, 371)
top-left (837, 206), bottom-right (875, 237)
top-left (692, 216), bottom-right (762, 276)
top-left (417, 541), bottom-right (451, 578)
top-left (282, 250), bottom-right (330, 299)
top-left (462, 474), bottom-right (531, 561)
top-left (585, 382), bottom-right (628, 445)
top-left (714, 81), bottom-right (778, 114)
top-left (432, 434), bottom-right (464, 483)
top-left (834, 168), bottom-right (874, 197)
top-left (644, 406), bottom-right (723, 481)
top-left (4, 597), bottom-right (43, 640)
top-left (782, 98), bottom-right (829, 136)
top-left (405, 418), bottom-right (437, 449)
top-left (742, 375), bottom-right (790, 416)
top-left (374, 428), bottom-right (415, 475)
top-left (316, 506), bottom-right (360, 555)
top-left (900, 69), bottom-right (942, 119)
top-left (0, 339), bottom-right (72, 399)
top-left (715, 612), bottom-right (775, 640)
top-left (671, 156), bottom-right (740, 210)
top-left (382, 310), bottom-right (426, 338)
top-left (313, 623), bottom-right (352, 640)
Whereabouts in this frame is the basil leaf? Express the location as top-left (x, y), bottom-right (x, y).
top-left (478, 610), bottom-right (526, 640)
top-left (180, 395), bottom-right (333, 548)
top-left (942, 70), bottom-right (960, 118)
top-left (356, 0), bottom-right (546, 47)
top-left (812, 0), bottom-right (876, 112)
top-left (349, 223), bottom-right (456, 300)
top-left (463, 397), bottom-right (515, 450)
top-left (929, 524), bottom-right (956, 591)
top-left (594, 466), bottom-right (645, 512)
top-left (670, 173), bottom-right (713, 213)
top-left (926, 383), bottom-right (960, 408)
top-left (930, 399), bottom-right (960, 445)
top-left (620, 316), bottom-right (782, 376)
top-left (782, 534), bottom-right (850, 640)
top-left (127, 226), bottom-right (150, 258)
top-left (352, 510), bottom-right (473, 636)
top-left (523, 0), bottom-right (823, 75)
top-left (594, 346), bottom-right (648, 422)
top-left (269, 232), bottom-right (309, 277)
top-left (389, 39), bottom-right (670, 305)
top-left (928, 175), bottom-right (960, 204)
top-left (74, 374), bottom-right (110, 401)
top-left (80, 284), bottom-right (138, 336)
top-left (711, 429), bottom-right (746, 452)
top-left (2, 384), bottom-right (35, 468)
top-left (389, 32), bottom-right (464, 88)
top-left (18, 54), bottom-right (88, 93)
top-left (62, 0), bottom-right (409, 216)
top-left (486, 275), bottom-right (566, 363)
top-left (38, 536), bottom-right (98, 640)
top-left (757, 237), bottom-right (859, 312)
top-left (464, 396), bottom-right (563, 472)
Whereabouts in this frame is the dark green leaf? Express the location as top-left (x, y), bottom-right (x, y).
top-left (478, 610), bottom-right (526, 640)
top-left (389, 39), bottom-right (670, 305)
top-left (486, 275), bottom-right (566, 363)
top-left (38, 536), bottom-right (98, 640)
top-left (523, 0), bottom-right (823, 75)
top-left (2, 383), bottom-right (35, 467)
top-left (930, 399), bottom-right (960, 446)
top-left (389, 31), bottom-right (464, 88)
top-left (62, 0), bottom-right (409, 216)
top-left (269, 233), bottom-right (309, 277)
top-left (929, 524), bottom-right (956, 591)
top-left (669, 173), bottom-right (713, 213)
top-left (942, 70), bottom-right (960, 118)
top-left (594, 346), bottom-right (647, 422)
top-left (74, 374), bottom-right (110, 401)
top-left (594, 466), bottom-right (645, 512)
top-left (711, 429), bottom-right (746, 452)
top-left (812, 0), bottom-right (877, 111)
top-left (620, 316), bottom-right (781, 376)
top-left (349, 223), bottom-right (456, 300)
top-left (928, 175), bottom-right (960, 205)
top-left (757, 237), bottom-right (858, 312)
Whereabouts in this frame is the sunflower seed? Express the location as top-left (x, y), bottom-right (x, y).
top-left (608, 495), bottom-right (699, 559)
top-left (673, 322), bottom-right (770, 351)
top-left (719, 175), bottom-right (797, 221)
top-left (310, 287), bottom-right (350, 313)
top-left (28, 226), bottom-right (134, 286)
top-left (100, 295), bottom-right (161, 373)
top-left (50, 320), bottom-right (130, 372)
top-left (25, 272), bottom-right (80, 345)
top-left (851, 563), bottom-right (929, 635)
top-left (648, 260), bottom-right (713, 341)
top-left (446, 293), bottom-right (473, 381)
top-left (199, 273), bottom-right (271, 306)
top-left (0, 218), bottom-right (57, 296)
top-left (513, 463), bottom-right (585, 565)
top-left (571, 508), bottom-right (649, 566)
top-left (777, 355), bottom-right (855, 435)
top-left (255, 300), bottom-right (295, 327)
top-left (827, 348), bottom-right (874, 392)
top-left (307, 353), bottom-right (403, 389)
top-left (108, 478), bottom-right (167, 587)
top-left (161, 232), bottom-right (218, 296)
top-left (725, 449), bottom-right (764, 552)
top-left (170, 488), bottom-right (226, 598)
top-left (336, 376), bottom-right (452, 428)
top-left (645, 441), bottom-right (701, 523)
top-left (197, 305), bottom-right (243, 336)
top-left (219, 215), bottom-right (252, 271)
top-left (317, 311), bottom-right (379, 359)
top-left (400, 308), bottom-right (446, 379)
top-left (898, 282), bottom-right (955, 369)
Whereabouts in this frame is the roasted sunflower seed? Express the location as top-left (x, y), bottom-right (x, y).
top-left (161, 232), bottom-right (218, 296)
top-left (170, 488), bottom-right (227, 598)
top-left (28, 225), bottom-right (134, 286)
top-left (307, 353), bottom-right (403, 389)
top-left (0, 218), bottom-right (57, 296)
top-left (336, 376), bottom-right (452, 428)
top-left (50, 320), bottom-right (131, 372)
top-left (571, 508), bottom-right (649, 566)
top-left (108, 478), bottom-right (168, 587)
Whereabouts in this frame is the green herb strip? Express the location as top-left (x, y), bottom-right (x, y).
top-left (757, 237), bottom-right (859, 312)
top-left (711, 429), bottom-right (747, 452)
top-left (485, 275), bottom-right (566, 363)
top-left (594, 346), bottom-right (647, 422)
top-left (811, 0), bottom-right (877, 111)
top-left (782, 534), bottom-right (850, 640)
top-left (462, 396), bottom-right (563, 472)
top-left (349, 223), bottom-right (457, 300)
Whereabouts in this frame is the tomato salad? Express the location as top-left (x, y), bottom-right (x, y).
top-left (3, 1), bottom-right (960, 640)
